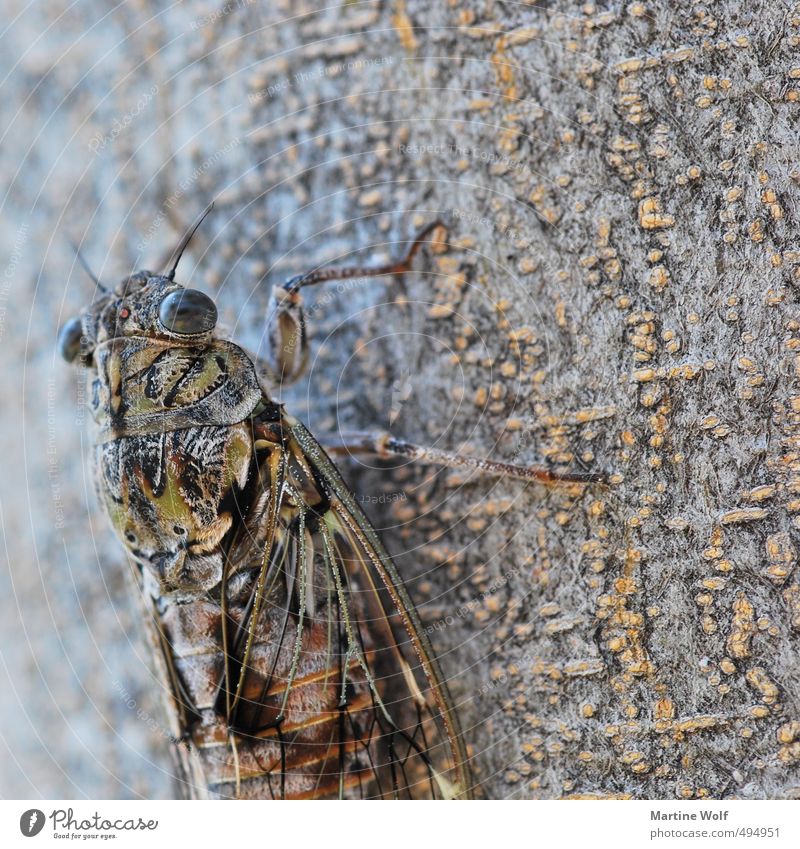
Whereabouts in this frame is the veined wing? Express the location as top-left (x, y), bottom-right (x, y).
top-left (209, 410), bottom-right (473, 799)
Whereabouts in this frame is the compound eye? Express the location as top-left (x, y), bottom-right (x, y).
top-left (58, 317), bottom-right (84, 363)
top-left (158, 289), bottom-right (218, 335)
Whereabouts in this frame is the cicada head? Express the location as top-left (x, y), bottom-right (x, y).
top-left (59, 205), bottom-right (220, 367)
top-left (57, 270), bottom-right (219, 368)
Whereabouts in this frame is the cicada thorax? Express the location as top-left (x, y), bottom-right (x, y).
top-left (90, 335), bottom-right (264, 597)
top-left (89, 336), bottom-right (263, 440)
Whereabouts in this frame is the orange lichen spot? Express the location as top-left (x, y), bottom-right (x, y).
top-left (674, 715), bottom-right (723, 735)
top-left (358, 189), bottom-right (382, 208)
top-left (748, 218), bottom-right (765, 242)
top-left (615, 56), bottom-right (644, 74)
top-left (614, 577), bottom-right (637, 594)
top-left (669, 363), bottom-right (702, 380)
top-left (564, 659), bottom-right (606, 677)
top-left (778, 722), bottom-right (800, 744)
top-left (764, 532), bottom-right (795, 584)
top-left (472, 387), bottom-right (488, 407)
top-left (545, 616), bottom-right (581, 635)
top-left (570, 405), bottom-right (618, 424)
top-left (638, 196), bottom-right (675, 229)
top-left (467, 98), bottom-right (493, 112)
top-left (664, 46), bottom-right (695, 63)
top-left (654, 698), bottom-right (675, 720)
top-left (587, 500), bottom-right (605, 519)
top-left (648, 265), bottom-right (670, 291)
top-left (455, 8), bottom-right (476, 26)
top-left (392, 1), bottom-right (418, 51)
top-left (783, 584), bottom-right (800, 630)
top-left (748, 484), bottom-right (776, 502)
top-left (746, 668), bottom-right (780, 704)
top-left (726, 594), bottom-right (756, 659)
top-left (720, 508), bottom-right (769, 525)
top-left (778, 743), bottom-right (800, 763)
top-left (506, 26), bottom-right (540, 46)
top-left (427, 303), bottom-right (455, 319)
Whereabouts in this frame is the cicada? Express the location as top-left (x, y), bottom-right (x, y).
top-left (59, 210), bottom-right (602, 799)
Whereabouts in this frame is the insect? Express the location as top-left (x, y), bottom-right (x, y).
top-left (59, 209), bottom-right (603, 799)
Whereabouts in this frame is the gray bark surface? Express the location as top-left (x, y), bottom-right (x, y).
top-left (1, 0), bottom-right (798, 799)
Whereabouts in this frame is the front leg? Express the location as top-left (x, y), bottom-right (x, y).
top-left (264, 222), bottom-right (444, 386)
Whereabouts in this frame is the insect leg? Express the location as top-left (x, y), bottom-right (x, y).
top-left (318, 430), bottom-right (607, 485)
top-left (264, 221), bottom-right (444, 386)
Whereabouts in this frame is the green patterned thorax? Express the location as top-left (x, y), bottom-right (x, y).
top-left (74, 271), bottom-right (266, 599)
top-left (90, 337), bottom-right (262, 440)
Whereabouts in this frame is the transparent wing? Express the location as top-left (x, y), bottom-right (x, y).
top-left (210, 413), bottom-right (473, 799)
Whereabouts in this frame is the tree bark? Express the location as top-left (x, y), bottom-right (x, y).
top-left (1, 0), bottom-right (799, 799)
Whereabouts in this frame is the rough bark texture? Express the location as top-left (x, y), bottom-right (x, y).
top-left (1, 0), bottom-right (799, 800)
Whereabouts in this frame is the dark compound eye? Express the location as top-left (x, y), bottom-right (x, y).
top-left (158, 288), bottom-right (218, 335)
top-left (58, 316), bottom-right (84, 363)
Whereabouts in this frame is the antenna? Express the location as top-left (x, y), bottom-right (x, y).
top-left (165, 202), bottom-right (215, 281)
top-left (68, 239), bottom-right (108, 293)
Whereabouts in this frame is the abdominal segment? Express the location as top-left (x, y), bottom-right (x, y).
top-left (159, 582), bottom-right (381, 800)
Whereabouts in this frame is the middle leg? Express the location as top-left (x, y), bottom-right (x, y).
top-left (318, 430), bottom-right (607, 485)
